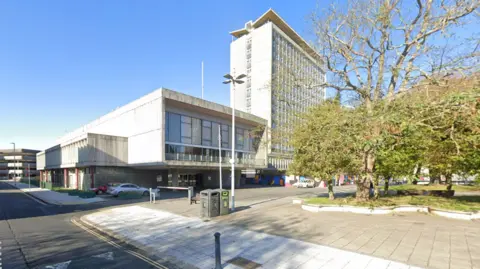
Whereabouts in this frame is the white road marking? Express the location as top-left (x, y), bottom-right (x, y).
top-left (71, 219), bottom-right (168, 269)
top-left (92, 251), bottom-right (114, 261)
top-left (45, 260), bottom-right (71, 269)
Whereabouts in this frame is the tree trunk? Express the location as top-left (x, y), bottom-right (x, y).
top-left (384, 176), bottom-right (389, 193)
top-left (446, 174), bottom-right (453, 191)
top-left (373, 175), bottom-right (380, 199)
top-left (328, 177), bottom-right (335, 200)
top-left (356, 151), bottom-right (375, 201)
top-left (356, 175), bottom-right (370, 201)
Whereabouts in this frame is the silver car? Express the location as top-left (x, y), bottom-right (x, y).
top-left (107, 183), bottom-right (151, 197)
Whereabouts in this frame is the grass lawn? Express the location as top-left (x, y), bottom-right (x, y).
top-left (305, 195), bottom-right (480, 212)
top-left (389, 184), bottom-right (480, 192)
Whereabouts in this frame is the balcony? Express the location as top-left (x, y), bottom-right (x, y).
top-left (165, 153), bottom-right (265, 168)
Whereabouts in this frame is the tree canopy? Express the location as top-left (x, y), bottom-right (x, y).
top-left (290, 0), bottom-right (480, 200)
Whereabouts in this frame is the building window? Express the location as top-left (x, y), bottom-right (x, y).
top-left (236, 127), bottom-right (244, 150)
top-left (221, 124), bottom-right (229, 148)
top-left (192, 118), bottom-right (201, 145)
top-left (181, 116), bottom-right (192, 144)
top-left (212, 122), bottom-right (219, 147)
top-left (167, 112), bottom-right (181, 143)
top-left (202, 120), bottom-right (212, 146)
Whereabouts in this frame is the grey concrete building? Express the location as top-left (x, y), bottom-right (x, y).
top-left (37, 88), bottom-right (267, 190)
top-left (0, 148), bottom-right (40, 180)
top-left (230, 9), bottom-right (326, 173)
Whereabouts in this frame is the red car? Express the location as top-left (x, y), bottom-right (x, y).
top-left (91, 185), bottom-right (108, 195)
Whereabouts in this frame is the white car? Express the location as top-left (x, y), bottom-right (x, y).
top-left (295, 179), bottom-right (315, 188)
top-left (107, 183), bottom-right (151, 197)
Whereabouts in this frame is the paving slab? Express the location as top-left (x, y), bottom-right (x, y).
top-left (131, 187), bottom-right (480, 268)
top-left (83, 205), bottom-right (420, 269)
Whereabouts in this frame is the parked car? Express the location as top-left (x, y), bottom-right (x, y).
top-left (295, 179), bottom-right (315, 188)
top-left (91, 185), bottom-right (108, 195)
top-left (107, 183), bottom-right (151, 197)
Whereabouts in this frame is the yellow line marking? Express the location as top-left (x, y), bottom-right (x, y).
top-left (71, 219), bottom-right (168, 269)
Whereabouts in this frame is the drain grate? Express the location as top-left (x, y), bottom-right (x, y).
top-left (227, 256), bottom-right (262, 269)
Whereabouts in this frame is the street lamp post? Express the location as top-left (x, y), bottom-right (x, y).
top-left (218, 125), bottom-right (222, 190)
top-left (10, 142), bottom-right (16, 186)
top-left (223, 72), bottom-right (246, 212)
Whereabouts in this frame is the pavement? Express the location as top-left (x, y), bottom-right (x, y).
top-left (0, 181), bottom-right (185, 269)
top-left (214, 198), bottom-right (480, 269)
top-left (84, 184), bottom-right (479, 269)
top-left (84, 204), bottom-right (419, 269)
top-left (3, 180), bottom-right (478, 269)
top-left (3, 180), bottom-right (105, 205)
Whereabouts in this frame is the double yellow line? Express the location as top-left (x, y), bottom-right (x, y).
top-left (71, 218), bottom-right (169, 269)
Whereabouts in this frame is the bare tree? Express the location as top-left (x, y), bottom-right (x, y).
top-left (311, 0), bottom-right (479, 200)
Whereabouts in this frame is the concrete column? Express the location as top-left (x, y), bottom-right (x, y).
top-left (235, 170), bottom-right (241, 188)
top-left (170, 170), bottom-right (179, 187)
top-left (90, 167), bottom-right (95, 188)
top-left (156, 170), bottom-right (168, 187)
top-left (75, 168), bottom-right (79, 189)
top-left (64, 168), bottom-right (68, 188)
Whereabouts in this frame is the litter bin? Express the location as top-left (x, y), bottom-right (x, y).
top-left (200, 189), bottom-right (220, 218)
top-left (215, 189), bottom-right (230, 215)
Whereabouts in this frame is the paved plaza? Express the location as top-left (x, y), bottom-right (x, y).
top-left (78, 185), bottom-right (478, 269)
top-left (214, 198), bottom-right (480, 269)
top-left (84, 205), bottom-right (418, 269)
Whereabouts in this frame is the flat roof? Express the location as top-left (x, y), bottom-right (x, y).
top-left (42, 87), bottom-right (267, 153)
top-left (230, 9), bottom-right (322, 63)
top-left (0, 149), bottom-right (40, 155)
top-left (162, 88), bottom-right (267, 126)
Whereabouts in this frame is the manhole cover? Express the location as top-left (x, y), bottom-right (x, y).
top-left (227, 257), bottom-right (262, 269)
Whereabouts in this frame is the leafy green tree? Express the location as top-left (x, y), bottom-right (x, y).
top-left (412, 79), bottom-right (480, 190)
top-left (306, 0), bottom-right (479, 201)
top-left (289, 99), bottom-right (364, 199)
top-left (386, 76), bottom-right (480, 190)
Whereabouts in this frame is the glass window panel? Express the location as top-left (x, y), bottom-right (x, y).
top-left (181, 116), bottom-right (191, 123)
top-left (221, 124), bottom-right (229, 148)
top-left (244, 129), bottom-right (250, 151)
top-left (202, 120), bottom-right (212, 146)
top-left (193, 147), bottom-right (202, 155)
top-left (184, 146), bottom-right (194, 154)
top-left (212, 122), bottom-right (219, 147)
top-left (236, 127), bottom-right (244, 150)
top-left (181, 116), bottom-right (192, 144)
top-left (168, 113), bottom-right (181, 143)
top-left (192, 118), bottom-right (201, 145)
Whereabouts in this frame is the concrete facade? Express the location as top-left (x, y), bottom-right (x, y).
top-left (230, 9), bottom-right (325, 173)
top-left (0, 148), bottom-right (40, 180)
top-left (37, 88), bottom-right (267, 190)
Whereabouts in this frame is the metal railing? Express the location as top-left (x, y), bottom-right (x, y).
top-left (165, 153), bottom-right (265, 166)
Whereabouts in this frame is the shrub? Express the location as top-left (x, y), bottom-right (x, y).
top-left (67, 189), bottom-right (96, 198)
top-left (117, 191), bottom-right (143, 200)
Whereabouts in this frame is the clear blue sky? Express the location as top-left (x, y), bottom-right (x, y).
top-left (0, 0), bottom-right (318, 150)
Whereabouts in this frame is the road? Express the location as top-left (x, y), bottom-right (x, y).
top-left (0, 182), bottom-right (169, 269)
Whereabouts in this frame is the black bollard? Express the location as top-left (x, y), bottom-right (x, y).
top-left (214, 232), bottom-right (222, 269)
